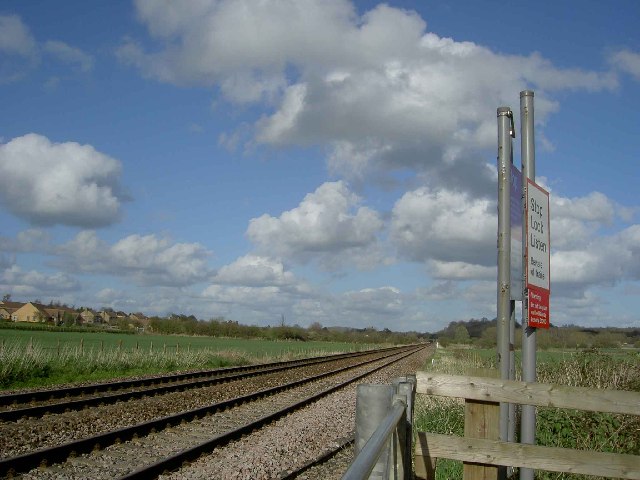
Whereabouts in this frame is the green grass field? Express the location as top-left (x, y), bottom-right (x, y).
top-left (415, 345), bottom-right (640, 480)
top-left (0, 328), bottom-right (377, 390)
top-left (0, 328), bottom-right (371, 357)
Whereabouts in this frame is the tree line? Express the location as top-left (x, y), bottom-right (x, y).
top-left (436, 318), bottom-right (640, 349)
top-left (147, 314), bottom-right (428, 345)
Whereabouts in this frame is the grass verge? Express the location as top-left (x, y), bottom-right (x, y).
top-left (414, 346), bottom-right (639, 480)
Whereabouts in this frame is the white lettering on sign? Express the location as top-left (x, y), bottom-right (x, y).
top-left (526, 179), bottom-right (550, 292)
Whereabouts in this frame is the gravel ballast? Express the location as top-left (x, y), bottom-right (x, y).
top-left (160, 346), bottom-right (432, 480)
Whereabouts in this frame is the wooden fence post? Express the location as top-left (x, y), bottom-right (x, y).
top-left (464, 399), bottom-right (500, 480)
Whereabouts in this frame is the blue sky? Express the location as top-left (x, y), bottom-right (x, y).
top-left (1, 0), bottom-right (638, 331)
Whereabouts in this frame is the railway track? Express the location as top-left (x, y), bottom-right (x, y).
top-left (0, 344), bottom-right (426, 478)
top-left (0, 346), bottom-right (403, 422)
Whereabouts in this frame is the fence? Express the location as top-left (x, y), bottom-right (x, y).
top-left (413, 373), bottom-right (640, 480)
top-left (342, 376), bottom-right (416, 480)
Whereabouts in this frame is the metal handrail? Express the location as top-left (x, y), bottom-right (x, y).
top-left (341, 399), bottom-right (406, 480)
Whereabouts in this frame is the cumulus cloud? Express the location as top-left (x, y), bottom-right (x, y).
top-left (0, 229), bottom-right (51, 253)
top-left (0, 14), bottom-right (37, 56)
top-left (391, 187), bottom-right (496, 268)
top-left (340, 286), bottom-right (404, 316)
top-left (43, 40), bottom-right (94, 72)
top-left (429, 261), bottom-right (495, 280)
top-left (55, 231), bottom-right (212, 286)
top-left (247, 181), bottom-right (385, 270)
top-left (121, 0), bottom-right (618, 192)
top-left (202, 284), bottom-right (290, 310)
top-left (609, 49), bottom-right (640, 81)
top-left (215, 254), bottom-right (296, 287)
top-left (551, 225), bottom-right (640, 292)
top-left (1, 15), bottom-right (95, 83)
top-left (0, 265), bottom-right (80, 296)
top-left (550, 191), bottom-right (634, 249)
top-left (0, 14), bottom-right (38, 82)
top-left (0, 134), bottom-right (128, 227)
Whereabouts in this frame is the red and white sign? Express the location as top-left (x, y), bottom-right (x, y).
top-left (525, 179), bottom-right (550, 328)
top-left (527, 285), bottom-right (550, 328)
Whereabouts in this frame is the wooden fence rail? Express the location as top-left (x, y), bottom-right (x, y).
top-left (414, 373), bottom-right (640, 480)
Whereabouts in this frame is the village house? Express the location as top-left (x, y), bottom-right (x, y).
top-left (98, 310), bottom-right (117, 324)
top-left (79, 308), bottom-right (101, 324)
top-left (0, 301), bottom-right (25, 320)
top-left (10, 302), bottom-right (80, 324)
top-left (2, 299), bottom-right (150, 331)
top-left (129, 312), bottom-right (151, 331)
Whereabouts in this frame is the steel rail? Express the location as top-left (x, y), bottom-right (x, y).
top-left (119, 347), bottom-right (423, 479)
top-left (0, 345), bottom-right (423, 478)
top-left (0, 347), bottom-right (410, 421)
top-left (0, 346), bottom-right (403, 408)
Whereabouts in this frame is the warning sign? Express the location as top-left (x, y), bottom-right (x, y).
top-left (527, 285), bottom-right (550, 328)
top-left (525, 179), bottom-right (550, 328)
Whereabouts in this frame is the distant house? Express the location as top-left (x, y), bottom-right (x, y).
top-left (11, 302), bottom-right (49, 323)
top-left (129, 312), bottom-right (148, 323)
top-left (129, 312), bottom-right (150, 331)
top-left (98, 310), bottom-right (117, 324)
top-left (0, 301), bottom-right (25, 320)
top-left (79, 308), bottom-right (101, 324)
top-left (11, 302), bottom-right (80, 324)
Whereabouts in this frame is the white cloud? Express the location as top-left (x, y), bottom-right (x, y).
top-left (121, 1), bottom-right (618, 191)
top-left (0, 265), bottom-right (80, 296)
top-left (56, 231), bottom-right (213, 286)
top-left (0, 134), bottom-right (127, 227)
top-left (0, 14), bottom-right (38, 83)
top-left (0, 254), bottom-right (14, 270)
top-left (429, 261), bottom-right (495, 280)
top-left (340, 286), bottom-right (404, 316)
top-left (0, 229), bottom-right (51, 253)
top-left (215, 254), bottom-right (296, 287)
top-left (551, 224), bottom-right (640, 295)
top-left (391, 187), bottom-right (496, 268)
top-left (609, 49), bottom-right (640, 81)
top-left (203, 284), bottom-right (289, 309)
top-left (0, 15), bottom-right (37, 56)
top-left (549, 190), bottom-right (636, 250)
top-left (43, 40), bottom-right (94, 72)
top-left (247, 181), bottom-right (384, 270)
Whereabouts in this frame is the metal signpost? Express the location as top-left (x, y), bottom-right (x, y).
top-left (496, 106), bottom-right (514, 458)
top-left (519, 90), bottom-right (551, 480)
top-left (498, 91), bottom-right (551, 480)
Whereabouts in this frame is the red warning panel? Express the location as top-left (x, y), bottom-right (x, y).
top-left (527, 285), bottom-right (550, 329)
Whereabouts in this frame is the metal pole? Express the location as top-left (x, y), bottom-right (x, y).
top-left (353, 384), bottom-right (394, 479)
top-left (344, 398), bottom-right (406, 480)
top-left (508, 300), bottom-right (516, 440)
top-left (520, 90), bottom-right (536, 480)
top-left (394, 376), bottom-right (416, 478)
top-left (497, 107), bottom-right (513, 457)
